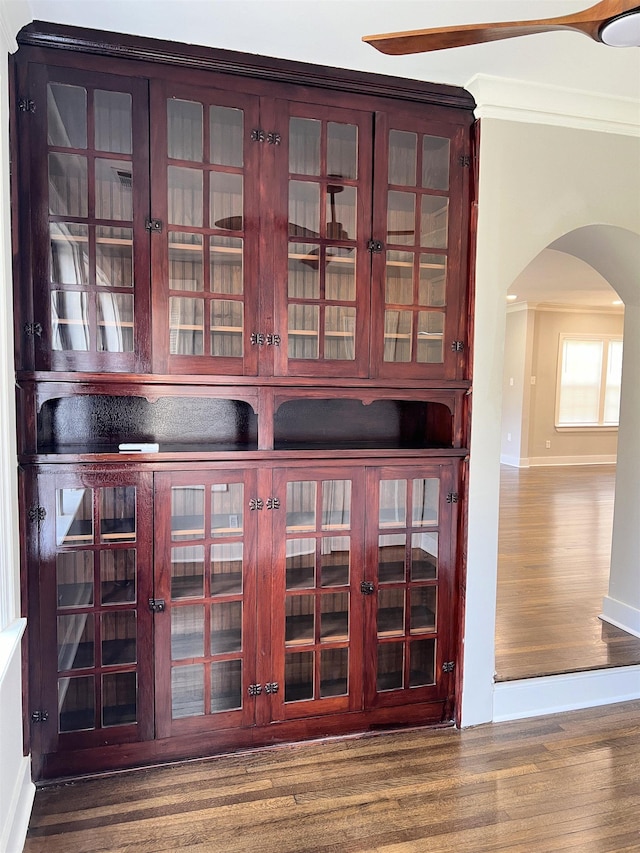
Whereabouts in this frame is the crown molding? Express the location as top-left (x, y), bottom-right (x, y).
top-left (507, 301), bottom-right (624, 315)
top-left (467, 74), bottom-right (640, 137)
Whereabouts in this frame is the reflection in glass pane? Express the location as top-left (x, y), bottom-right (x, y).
top-left (286, 594), bottom-right (315, 645)
top-left (289, 118), bottom-right (320, 175)
top-left (422, 136), bottom-right (450, 190)
top-left (172, 485), bottom-right (205, 541)
top-left (385, 251), bottom-right (414, 305)
top-left (288, 243), bottom-right (320, 300)
top-left (320, 648), bottom-right (348, 697)
top-left (377, 642), bottom-right (403, 691)
top-left (212, 482), bottom-right (244, 537)
top-left (56, 488), bottom-right (93, 546)
top-left (377, 588), bottom-right (405, 637)
top-left (100, 486), bottom-right (136, 543)
top-left (285, 651), bottom-right (314, 702)
top-left (379, 479), bottom-right (407, 528)
top-left (417, 312), bottom-right (444, 364)
top-left (211, 236), bottom-right (243, 294)
top-left (95, 90), bottom-right (132, 154)
top-left (102, 671), bottom-right (136, 726)
top-left (383, 309), bottom-right (412, 363)
top-left (169, 296), bottom-right (204, 355)
top-left (325, 250), bottom-right (355, 302)
top-left (211, 543), bottom-right (243, 595)
top-left (409, 638), bottom-right (436, 687)
top-left (288, 304), bottom-right (319, 360)
top-left (211, 173), bottom-right (243, 232)
top-left (102, 611), bottom-right (136, 665)
top-left (211, 601), bottom-right (242, 654)
top-left (97, 292), bottom-right (134, 353)
top-left (410, 588), bottom-right (437, 633)
top-left (58, 613), bottom-right (94, 671)
top-left (419, 254), bottom-right (446, 307)
top-left (50, 222), bottom-right (89, 284)
top-left (168, 166), bottom-right (203, 227)
top-left (168, 99), bottom-right (203, 162)
top-left (327, 122), bottom-right (357, 180)
top-left (420, 196), bottom-right (449, 249)
top-left (411, 533), bottom-right (438, 581)
top-left (171, 545), bottom-right (204, 599)
top-left (171, 605), bottom-right (205, 660)
top-left (57, 551), bottom-right (94, 608)
top-left (320, 592), bottom-right (349, 642)
top-left (172, 664), bottom-right (204, 718)
top-left (58, 675), bottom-right (95, 732)
top-left (325, 306), bottom-right (355, 361)
top-left (320, 537), bottom-right (350, 587)
top-left (48, 83), bottom-right (87, 149)
top-left (95, 159), bottom-right (133, 221)
top-left (97, 226), bottom-right (133, 287)
top-left (389, 130), bottom-right (417, 186)
top-left (170, 232), bottom-right (203, 291)
top-left (387, 191), bottom-right (415, 245)
top-left (211, 299), bottom-right (243, 358)
top-left (378, 534), bottom-right (406, 583)
top-left (321, 480), bottom-right (351, 530)
top-left (286, 538), bottom-right (315, 590)
top-left (52, 291), bottom-right (89, 352)
top-left (210, 106), bottom-right (243, 167)
top-left (289, 181), bottom-right (319, 239)
top-left (286, 481), bottom-right (316, 532)
top-left (326, 185), bottom-right (356, 241)
top-left (211, 660), bottom-right (242, 712)
top-left (49, 153), bottom-right (88, 217)
top-left (413, 479), bottom-right (439, 527)
top-left (101, 549), bottom-right (137, 605)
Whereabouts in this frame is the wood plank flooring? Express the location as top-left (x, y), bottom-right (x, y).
top-left (24, 700), bottom-right (640, 853)
top-left (495, 464), bottom-right (640, 681)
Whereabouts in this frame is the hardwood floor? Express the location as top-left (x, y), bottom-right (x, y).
top-left (24, 700), bottom-right (640, 852)
top-left (495, 464), bottom-right (640, 681)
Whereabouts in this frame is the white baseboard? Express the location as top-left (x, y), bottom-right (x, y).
top-left (499, 454), bottom-right (525, 467)
top-left (527, 454), bottom-right (617, 467)
top-left (493, 665), bottom-right (640, 722)
top-left (601, 596), bottom-right (640, 639)
top-left (1, 755), bottom-right (35, 853)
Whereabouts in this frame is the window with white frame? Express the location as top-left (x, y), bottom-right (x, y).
top-left (556, 335), bottom-right (623, 428)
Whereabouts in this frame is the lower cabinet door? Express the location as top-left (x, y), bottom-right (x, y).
top-left (153, 469), bottom-right (259, 737)
top-left (34, 468), bottom-right (155, 759)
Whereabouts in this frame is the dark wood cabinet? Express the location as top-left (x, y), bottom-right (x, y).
top-left (13, 22), bottom-right (474, 779)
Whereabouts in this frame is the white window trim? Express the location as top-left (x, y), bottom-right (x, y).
top-left (554, 333), bottom-right (623, 430)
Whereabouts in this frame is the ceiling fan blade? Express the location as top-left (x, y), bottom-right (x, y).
top-left (363, 0), bottom-right (640, 54)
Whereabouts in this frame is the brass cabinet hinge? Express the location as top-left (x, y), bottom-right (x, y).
top-left (264, 682), bottom-right (279, 694)
top-left (31, 710), bottom-right (49, 723)
top-left (442, 661), bottom-right (455, 673)
top-left (446, 493), bottom-right (459, 504)
top-left (18, 98), bottom-right (36, 113)
top-left (24, 322), bottom-right (43, 338)
top-left (459, 155), bottom-right (471, 167)
top-left (451, 340), bottom-right (464, 352)
top-left (248, 684), bottom-right (262, 696)
top-left (28, 505), bottom-right (46, 523)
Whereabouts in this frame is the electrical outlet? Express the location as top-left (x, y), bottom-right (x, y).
top-left (530, 376), bottom-right (536, 385)
top-left (545, 440), bottom-right (551, 448)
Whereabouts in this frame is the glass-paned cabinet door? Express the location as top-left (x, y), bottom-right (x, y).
top-left (371, 110), bottom-right (470, 380)
top-left (269, 467), bottom-right (365, 720)
top-left (364, 464), bottom-right (458, 709)
top-left (33, 470), bottom-right (154, 758)
top-left (272, 103), bottom-right (373, 378)
top-left (25, 66), bottom-right (151, 373)
top-left (153, 470), bottom-right (258, 737)
top-left (150, 83), bottom-right (261, 375)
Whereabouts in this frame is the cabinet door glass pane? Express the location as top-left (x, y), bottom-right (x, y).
top-left (320, 592), bottom-right (349, 642)
top-left (377, 588), bottom-right (405, 637)
top-left (96, 226), bottom-right (133, 288)
top-left (211, 543), bottom-right (243, 595)
top-left (58, 675), bottom-right (94, 732)
top-left (327, 122), bottom-right (357, 181)
top-left (50, 223), bottom-right (89, 284)
top-left (320, 537), bottom-right (349, 587)
top-left (95, 90), bottom-right (132, 154)
top-left (211, 601), bottom-right (242, 653)
top-left (171, 545), bottom-right (205, 599)
top-left (286, 594), bottom-right (315, 645)
top-left (289, 181), bottom-right (320, 237)
top-left (168, 99), bottom-right (203, 162)
top-left (168, 167), bottom-right (203, 227)
top-left (57, 551), bottom-right (94, 608)
top-left (286, 481), bottom-right (316, 532)
top-left (385, 251), bottom-right (414, 305)
top-left (211, 299), bottom-right (243, 357)
top-left (97, 292), bottom-right (134, 352)
top-left (49, 153), bottom-right (88, 218)
top-left (417, 312), bottom-right (444, 364)
top-left (285, 651), bottom-right (314, 702)
top-left (100, 486), bottom-right (136, 543)
top-left (48, 83), bottom-right (87, 148)
top-left (377, 642), bottom-right (403, 692)
top-left (411, 533), bottom-right (438, 581)
top-left (286, 538), bottom-right (316, 590)
top-left (102, 671), bottom-right (136, 726)
top-left (325, 306), bottom-right (355, 361)
top-left (171, 605), bottom-right (205, 660)
top-left (420, 196), bottom-right (448, 249)
top-left (172, 664), bottom-right (204, 718)
top-left (288, 243), bottom-right (319, 300)
top-left (212, 482), bottom-right (244, 537)
top-left (210, 173), bottom-right (243, 231)
top-left (419, 254), bottom-right (446, 307)
top-left (169, 232), bottom-right (203, 291)
top-left (325, 252), bottom-right (355, 302)
top-left (56, 488), bottom-right (93, 546)
top-left (101, 549), bottom-right (137, 604)
top-left (211, 236), bottom-right (243, 294)
top-left (288, 304), bottom-right (319, 360)
top-left (289, 118), bottom-right (320, 175)
top-left (379, 479), bottom-right (407, 528)
top-left (169, 296), bottom-right (204, 355)
top-left (389, 130), bottom-right (417, 186)
top-left (378, 534), bottom-right (406, 583)
top-left (58, 613), bottom-right (95, 670)
top-left (412, 479), bottom-right (439, 526)
top-left (320, 648), bottom-right (348, 697)
top-left (52, 291), bottom-right (89, 351)
top-left (95, 159), bottom-right (133, 221)
top-left (210, 106), bottom-right (243, 167)
top-left (171, 485), bottom-right (205, 541)
top-left (326, 185), bottom-right (356, 240)
top-left (410, 587), bottom-right (436, 633)
top-left (387, 191), bottom-right (415, 245)
top-left (384, 310), bottom-right (412, 363)
top-left (321, 479), bottom-right (351, 530)
top-left (409, 639), bottom-right (436, 687)
top-left (102, 611), bottom-right (137, 665)
top-left (422, 136), bottom-right (450, 190)
top-left (211, 660), bottom-right (242, 712)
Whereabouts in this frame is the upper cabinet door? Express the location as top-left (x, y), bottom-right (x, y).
top-left (26, 66), bottom-right (151, 374)
top-left (150, 82), bottom-right (261, 376)
top-left (271, 101), bottom-right (373, 378)
top-left (371, 109), bottom-right (470, 381)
